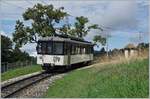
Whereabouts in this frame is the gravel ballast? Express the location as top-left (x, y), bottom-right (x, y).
top-left (10, 73), bottom-right (66, 98)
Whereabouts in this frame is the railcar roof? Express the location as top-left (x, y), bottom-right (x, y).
top-left (38, 36), bottom-right (93, 45)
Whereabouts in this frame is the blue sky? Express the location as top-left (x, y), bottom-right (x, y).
top-left (0, 0), bottom-right (149, 56)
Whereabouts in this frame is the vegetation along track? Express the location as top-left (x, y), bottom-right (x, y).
top-left (1, 72), bottom-right (53, 98)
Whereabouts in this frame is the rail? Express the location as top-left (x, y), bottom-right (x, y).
top-left (1, 72), bottom-right (52, 98)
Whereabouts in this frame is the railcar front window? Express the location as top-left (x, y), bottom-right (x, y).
top-left (37, 42), bottom-right (46, 54)
top-left (47, 42), bottom-right (52, 54)
top-left (37, 42), bottom-right (42, 54)
top-left (53, 42), bottom-right (63, 55)
top-left (42, 42), bottom-right (47, 54)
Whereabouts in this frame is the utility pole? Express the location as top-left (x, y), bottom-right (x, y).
top-left (66, 16), bottom-right (69, 34)
top-left (139, 32), bottom-right (142, 43)
top-left (106, 33), bottom-right (109, 57)
top-left (65, 15), bottom-right (69, 36)
top-left (138, 32), bottom-right (142, 56)
top-left (99, 25), bottom-right (112, 58)
top-left (105, 31), bottom-right (109, 60)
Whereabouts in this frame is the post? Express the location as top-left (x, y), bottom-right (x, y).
top-left (138, 32), bottom-right (142, 56)
top-left (106, 32), bottom-right (109, 61)
top-left (6, 62), bottom-right (8, 72)
top-left (106, 37), bottom-right (109, 57)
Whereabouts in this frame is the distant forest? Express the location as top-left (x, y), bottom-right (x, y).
top-left (1, 34), bottom-right (36, 63)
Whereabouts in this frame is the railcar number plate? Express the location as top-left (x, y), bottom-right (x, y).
top-left (53, 56), bottom-right (60, 62)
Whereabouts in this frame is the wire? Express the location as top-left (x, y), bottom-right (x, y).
top-left (2, 0), bottom-right (25, 9)
top-left (40, 0), bottom-right (47, 5)
top-left (25, 0), bottom-right (34, 6)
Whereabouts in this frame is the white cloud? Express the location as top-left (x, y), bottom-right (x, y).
top-left (30, 51), bottom-right (37, 57)
top-left (0, 30), bottom-right (13, 39)
top-left (20, 43), bottom-right (37, 57)
top-left (0, 30), bottom-right (6, 36)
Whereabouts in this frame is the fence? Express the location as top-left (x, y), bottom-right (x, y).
top-left (1, 61), bottom-right (37, 73)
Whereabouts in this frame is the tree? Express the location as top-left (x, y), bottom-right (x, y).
top-left (13, 3), bottom-right (68, 47)
top-left (62, 16), bottom-right (103, 39)
top-left (100, 47), bottom-right (105, 53)
top-left (1, 35), bottom-right (13, 62)
top-left (11, 47), bottom-right (32, 62)
top-left (13, 4), bottom-right (105, 48)
top-left (137, 42), bottom-right (149, 49)
top-left (93, 35), bottom-right (106, 46)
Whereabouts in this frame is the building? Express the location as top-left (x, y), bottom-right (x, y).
top-left (124, 44), bottom-right (138, 59)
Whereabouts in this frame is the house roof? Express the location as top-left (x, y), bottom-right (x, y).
top-left (125, 43), bottom-right (136, 49)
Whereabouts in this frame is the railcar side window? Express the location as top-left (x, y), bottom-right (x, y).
top-left (83, 47), bottom-right (86, 54)
top-left (71, 44), bottom-right (76, 55)
top-left (78, 46), bottom-right (80, 54)
top-left (80, 46), bottom-right (82, 54)
top-left (91, 46), bottom-right (93, 53)
top-left (64, 43), bottom-right (67, 55)
top-left (53, 42), bottom-right (63, 55)
top-left (87, 46), bottom-right (91, 54)
top-left (86, 46), bottom-right (89, 54)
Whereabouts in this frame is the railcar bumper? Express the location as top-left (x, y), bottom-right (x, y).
top-left (41, 63), bottom-right (68, 71)
top-left (41, 63), bottom-right (54, 70)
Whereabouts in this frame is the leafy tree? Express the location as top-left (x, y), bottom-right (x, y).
top-left (59, 24), bottom-right (71, 35)
top-left (61, 16), bottom-right (103, 39)
top-left (13, 4), bottom-right (106, 48)
top-left (13, 3), bottom-right (68, 47)
top-left (1, 35), bottom-right (13, 62)
top-left (93, 35), bottom-right (106, 46)
top-left (11, 47), bottom-right (32, 62)
top-left (100, 47), bottom-right (105, 53)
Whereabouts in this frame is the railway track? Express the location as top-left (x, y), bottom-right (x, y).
top-left (1, 64), bottom-right (90, 98)
top-left (1, 72), bottom-right (53, 98)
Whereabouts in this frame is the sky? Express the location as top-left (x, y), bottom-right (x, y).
top-left (0, 0), bottom-right (149, 56)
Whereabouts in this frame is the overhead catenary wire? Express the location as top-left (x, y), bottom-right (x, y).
top-left (2, 0), bottom-right (26, 10)
top-left (25, 0), bottom-right (36, 7)
top-left (40, 0), bottom-right (47, 5)
top-left (26, 0), bottom-right (47, 5)
top-left (1, 0), bottom-right (49, 20)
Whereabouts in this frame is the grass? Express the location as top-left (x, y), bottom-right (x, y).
top-left (44, 58), bottom-right (149, 98)
top-left (1, 65), bottom-right (42, 81)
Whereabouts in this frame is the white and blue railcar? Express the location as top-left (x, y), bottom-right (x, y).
top-left (36, 36), bottom-right (94, 70)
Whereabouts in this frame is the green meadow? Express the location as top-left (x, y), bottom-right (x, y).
top-left (44, 58), bottom-right (149, 98)
top-left (1, 65), bottom-right (42, 81)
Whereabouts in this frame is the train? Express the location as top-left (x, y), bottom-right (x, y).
top-left (36, 35), bottom-right (94, 71)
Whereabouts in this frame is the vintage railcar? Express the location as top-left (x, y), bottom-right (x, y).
top-left (36, 35), bottom-right (94, 70)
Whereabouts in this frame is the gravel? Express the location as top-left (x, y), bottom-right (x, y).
top-left (10, 73), bottom-right (66, 98)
